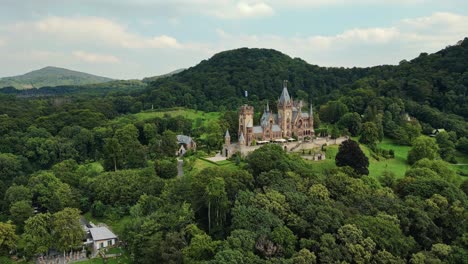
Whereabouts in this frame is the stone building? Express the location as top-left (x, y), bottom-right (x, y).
top-left (238, 81), bottom-right (314, 146)
top-left (223, 81), bottom-right (314, 157)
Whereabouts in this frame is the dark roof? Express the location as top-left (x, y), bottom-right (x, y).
top-left (278, 86), bottom-right (291, 106)
top-left (253, 126), bottom-right (263, 134)
top-left (177, 135), bottom-right (194, 145)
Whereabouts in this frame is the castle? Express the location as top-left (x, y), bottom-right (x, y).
top-left (223, 81), bottom-right (314, 157)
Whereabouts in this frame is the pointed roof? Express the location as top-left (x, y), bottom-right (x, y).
top-left (309, 102), bottom-right (313, 116)
top-left (225, 129), bottom-right (230, 138)
top-left (239, 132), bottom-right (245, 142)
top-left (279, 81), bottom-right (291, 105)
top-left (266, 101), bottom-right (270, 112)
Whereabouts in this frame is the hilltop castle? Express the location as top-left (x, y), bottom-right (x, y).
top-left (223, 81), bottom-right (314, 157)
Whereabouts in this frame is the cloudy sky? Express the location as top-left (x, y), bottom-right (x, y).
top-left (0, 0), bottom-right (467, 79)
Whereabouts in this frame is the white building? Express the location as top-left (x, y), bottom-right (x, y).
top-left (88, 227), bottom-right (118, 251)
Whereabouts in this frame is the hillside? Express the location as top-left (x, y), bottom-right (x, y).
top-left (142, 38), bottom-right (468, 135)
top-left (0, 66), bottom-right (113, 89)
top-left (143, 48), bottom-right (369, 110)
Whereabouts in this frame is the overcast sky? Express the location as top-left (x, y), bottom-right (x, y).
top-left (0, 0), bottom-right (467, 79)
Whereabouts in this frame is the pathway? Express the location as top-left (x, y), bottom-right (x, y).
top-left (177, 158), bottom-right (184, 177)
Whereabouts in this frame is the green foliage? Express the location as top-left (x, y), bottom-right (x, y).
top-left (1, 41), bottom-right (468, 262)
top-left (319, 101), bottom-right (349, 123)
top-left (154, 158), bottom-right (178, 179)
top-left (337, 112), bottom-right (362, 136)
top-left (246, 144), bottom-right (291, 177)
top-left (336, 139), bottom-right (370, 176)
top-left (0, 221), bottom-right (18, 256)
top-left (360, 122), bottom-right (380, 146)
top-left (51, 208), bottom-right (84, 251)
top-left (408, 136), bottom-right (439, 165)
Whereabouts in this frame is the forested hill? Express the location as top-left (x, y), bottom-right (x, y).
top-left (0, 66), bottom-right (113, 89)
top-left (141, 38), bottom-right (468, 135)
top-left (142, 48), bottom-right (369, 110)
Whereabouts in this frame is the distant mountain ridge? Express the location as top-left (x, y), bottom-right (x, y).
top-left (0, 66), bottom-right (113, 89)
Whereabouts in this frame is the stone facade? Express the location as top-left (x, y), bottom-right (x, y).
top-left (238, 81), bottom-right (314, 146)
top-left (223, 82), bottom-right (315, 158)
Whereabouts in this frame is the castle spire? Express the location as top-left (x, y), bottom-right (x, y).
top-left (266, 101), bottom-right (269, 112)
top-left (309, 102), bottom-right (313, 116)
top-left (279, 80), bottom-right (291, 106)
top-left (225, 129), bottom-right (230, 138)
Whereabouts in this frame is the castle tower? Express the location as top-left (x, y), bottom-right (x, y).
top-left (277, 80), bottom-right (293, 138)
top-left (238, 104), bottom-right (254, 146)
top-left (239, 132), bottom-right (245, 146)
top-left (224, 129), bottom-right (231, 145)
top-left (309, 103), bottom-right (314, 130)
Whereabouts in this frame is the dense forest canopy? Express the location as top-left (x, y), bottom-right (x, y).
top-left (0, 38), bottom-right (467, 263)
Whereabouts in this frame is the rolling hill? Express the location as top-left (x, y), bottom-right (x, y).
top-left (141, 38), bottom-right (468, 135)
top-left (0, 66), bottom-right (113, 89)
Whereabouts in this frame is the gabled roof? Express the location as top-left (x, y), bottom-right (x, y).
top-left (253, 126), bottom-right (263, 134)
top-left (177, 135), bottom-right (194, 145)
top-left (89, 227), bottom-right (117, 241)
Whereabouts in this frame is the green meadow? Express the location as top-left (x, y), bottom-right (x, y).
top-left (133, 108), bottom-right (221, 127)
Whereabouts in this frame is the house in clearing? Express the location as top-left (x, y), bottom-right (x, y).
top-left (88, 227), bottom-right (118, 251)
top-left (177, 134), bottom-right (196, 155)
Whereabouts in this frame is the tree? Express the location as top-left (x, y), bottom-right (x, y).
top-left (0, 153), bottom-right (22, 184)
top-left (456, 137), bottom-right (468, 154)
top-left (359, 122), bottom-right (380, 146)
top-left (157, 130), bottom-right (178, 158)
top-left (0, 221), bottom-right (18, 255)
top-left (154, 158), bottom-right (178, 179)
top-left (319, 101), bottom-right (349, 123)
top-left (115, 124), bottom-right (147, 169)
top-left (4, 185), bottom-right (32, 207)
top-left (336, 139), bottom-right (369, 175)
top-left (51, 208), bottom-right (84, 251)
top-left (183, 224), bottom-right (220, 262)
top-left (337, 112), bottom-right (362, 136)
top-left (407, 136), bottom-right (439, 165)
top-left (28, 172), bottom-right (74, 212)
top-left (435, 131), bottom-right (456, 163)
top-left (21, 213), bottom-right (52, 258)
top-left (246, 144), bottom-right (290, 177)
top-left (9, 200), bottom-right (34, 229)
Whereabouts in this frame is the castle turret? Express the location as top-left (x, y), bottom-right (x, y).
top-left (239, 104), bottom-right (254, 146)
top-left (277, 80), bottom-right (293, 138)
top-left (224, 129), bottom-right (231, 145)
top-left (239, 132), bottom-right (245, 145)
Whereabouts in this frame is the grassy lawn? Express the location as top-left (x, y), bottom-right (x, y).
top-left (187, 158), bottom-right (240, 175)
top-left (109, 107), bottom-right (221, 128)
top-left (133, 108), bottom-right (221, 129)
top-left (451, 151), bottom-right (468, 175)
top-left (304, 145), bottom-right (339, 174)
top-left (368, 138), bottom-right (411, 179)
top-left (302, 138), bottom-right (410, 178)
